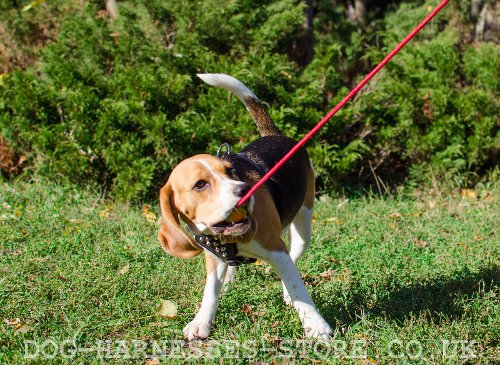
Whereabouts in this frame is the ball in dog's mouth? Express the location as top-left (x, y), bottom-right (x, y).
top-left (211, 206), bottom-right (250, 235)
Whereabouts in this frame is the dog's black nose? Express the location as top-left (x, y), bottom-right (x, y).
top-left (234, 183), bottom-right (250, 198)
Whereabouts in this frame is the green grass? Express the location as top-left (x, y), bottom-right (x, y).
top-left (0, 180), bottom-right (498, 364)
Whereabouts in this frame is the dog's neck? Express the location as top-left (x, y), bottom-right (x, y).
top-left (178, 216), bottom-right (256, 267)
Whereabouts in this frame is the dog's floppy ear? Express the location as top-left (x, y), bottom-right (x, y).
top-left (158, 183), bottom-right (202, 258)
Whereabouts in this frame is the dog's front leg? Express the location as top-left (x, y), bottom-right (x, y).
top-left (183, 252), bottom-right (227, 340)
top-left (268, 249), bottom-right (332, 340)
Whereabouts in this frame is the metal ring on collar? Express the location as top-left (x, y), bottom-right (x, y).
top-left (217, 143), bottom-right (231, 158)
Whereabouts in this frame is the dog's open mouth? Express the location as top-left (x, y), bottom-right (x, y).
top-left (211, 205), bottom-right (250, 236)
top-left (211, 218), bottom-right (250, 235)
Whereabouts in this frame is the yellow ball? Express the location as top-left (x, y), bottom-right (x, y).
top-left (227, 206), bottom-right (247, 223)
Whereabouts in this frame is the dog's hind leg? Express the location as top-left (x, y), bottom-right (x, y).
top-left (268, 249), bottom-right (332, 340)
top-left (289, 160), bottom-right (315, 263)
top-left (288, 205), bottom-right (313, 263)
top-left (284, 164), bottom-right (315, 304)
top-left (283, 205), bottom-right (313, 305)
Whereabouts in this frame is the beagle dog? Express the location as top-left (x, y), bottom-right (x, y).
top-left (158, 74), bottom-right (332, 340)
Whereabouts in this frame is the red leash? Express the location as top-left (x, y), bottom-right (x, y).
top-left (236, 0), bottom-right (449, 208)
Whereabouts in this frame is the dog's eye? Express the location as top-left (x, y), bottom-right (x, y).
top-left (226, 168), bottom-right (237, 177)
top-left (193, 180), bottom-right (209, 191)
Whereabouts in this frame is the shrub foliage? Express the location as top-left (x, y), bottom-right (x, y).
top-left (0, 0), bottom-right (498, 199)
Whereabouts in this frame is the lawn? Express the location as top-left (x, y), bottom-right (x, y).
top-left (0, 179), bottom-right (498, 364)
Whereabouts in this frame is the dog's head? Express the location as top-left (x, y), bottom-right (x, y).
top-left (158, 154), bottom-right (257, 257)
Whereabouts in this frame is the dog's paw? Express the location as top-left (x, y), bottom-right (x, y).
top-left (283, 292), bottom-right (293, 306)
top-left (282, 284), bottom-right (293, 306)
top-left (183, 319), bottom-right (213, 341)
top-left (283, 294), bottom-right (292, 306)
top-left (303, 315), bottom-right (332, 341)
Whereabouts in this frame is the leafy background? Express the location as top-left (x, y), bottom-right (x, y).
top-left (0, 0), bottom-right (498, 200)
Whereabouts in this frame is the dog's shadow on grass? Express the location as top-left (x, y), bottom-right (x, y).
top-left (321, 266), bottom-right (499, 325)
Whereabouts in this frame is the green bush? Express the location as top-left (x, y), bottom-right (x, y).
top-left (0, 0), bottom-right (498, 199)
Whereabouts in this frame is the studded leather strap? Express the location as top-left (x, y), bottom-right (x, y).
top-left (194, 235), bottom-right (257, 266)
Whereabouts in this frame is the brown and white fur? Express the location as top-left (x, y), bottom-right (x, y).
top-left (158, 73), bottom-right (332, 340)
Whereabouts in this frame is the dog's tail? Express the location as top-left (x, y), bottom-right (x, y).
top-left (197, 73), bottom-right (280, 137)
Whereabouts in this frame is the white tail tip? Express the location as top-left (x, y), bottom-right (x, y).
top-left (197, 73), bottom-right (257, 100)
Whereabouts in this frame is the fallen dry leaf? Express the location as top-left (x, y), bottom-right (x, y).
top-left (390, 211), bottom-right (401, 219)
top-left (319, 268), bottom-right (334, 279)
top-left (99, 207), bottom-right (111, 219)
top-left (457, 242), bottom-right (471, 251)
top-left (328, 257), bottom-right (342, 265)
top-left (303, 268), bottom-right (335, 286)
top-left (34, 256), bottom-right (51, 263)
top-left (410, 210), bottom-right (423, 217)
top-left (148, 322), bottom-right (167, 328)
top-left (357, 358), bottom-right (378, 364)
top-left (482, 191), bottom-right (493, 201)
top-left (241, 304), bottom-right (265, 319)
top-left (118, 263), bottom-right (130, 275)
top-left (4, 318), bottom-right (32, 333)
top-left (1, 249), bottom-right (24, 256)
top-left (242, 304), bottom-right (253, 314)
top-left (460, 189), bottom-right (476, 199)
top-left (335, 268), bottom-right (351, 284)
top-left (145, 357), bottom-right (161, 365)
top-left (142, 205), bottom-right (157, 223)
top-left (14, 206), bottom-right (22, 217)
top-left (21, 0), bottom-right (46, 12)
top-left (354, 333), bottom-right (368, 340)
top-left (157, 299), bottom-right (177, 319)
top-left (16, 324), bottom-right (33, 334)
top-left (263, 334), bottom-right (281, 345)
top-left (96, 9), bottom-right (109, 18)
top-left (4, 318), bottom-right (20, 327)
top-left (414, 238), bottom-right (430, 248)
top-left (143, 211), bottom-right (156, 223)
top-left (337, 198), bottom-right (349, 209)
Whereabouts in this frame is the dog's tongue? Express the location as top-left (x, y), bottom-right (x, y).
top-left (226, 205), bottom-right (247, 223)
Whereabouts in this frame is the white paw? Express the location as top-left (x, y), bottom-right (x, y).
top-left (183, 318), bottom-right (213, 341)
top-left (283, 292), bottom-right (293, 306)
top-left (282, 284), bottom-right (293, 306)
top-left (283, 294), bottom-right (293, 306)
top-left (303, 315), bottom-right (332, 341)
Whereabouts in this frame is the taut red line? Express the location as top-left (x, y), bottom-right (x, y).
top-left (236, 0), bottom-right (450, 208)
